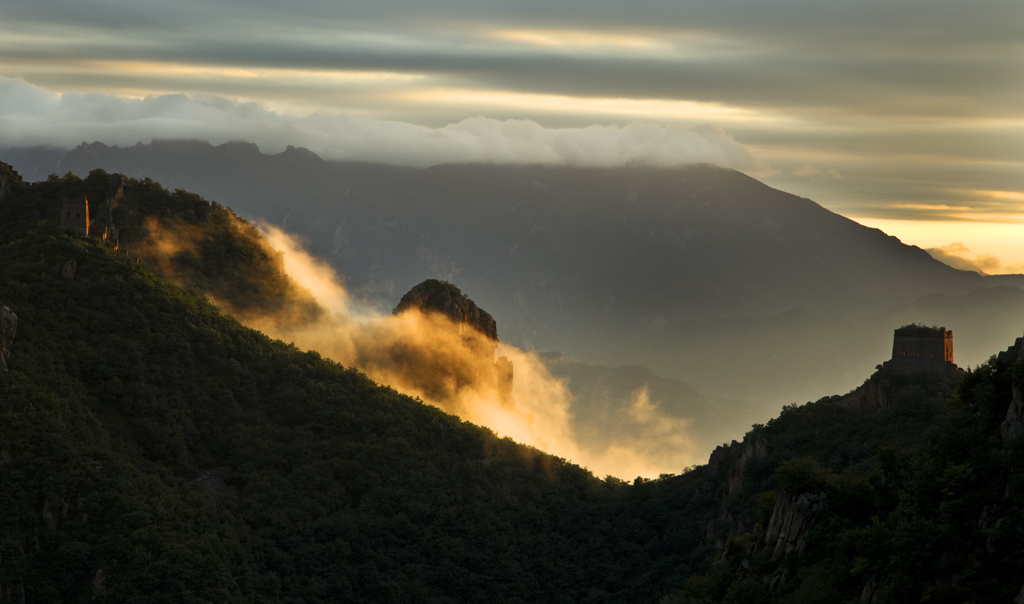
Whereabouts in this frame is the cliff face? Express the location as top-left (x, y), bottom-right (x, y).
top-left (394, 279), bottom-right (498, 342)
top-left (0, 305), bottom-right (16, 372)
top-left (762, 491), bottom-right (826, 561)
top-left (829, 361), bottom-right (963, 412)
top-left (999, 336), bottom-right (1024, 441)
top-left (393, 279), bottom-right (513, 406)
top-left (703, 433), bottom-right (770, 550)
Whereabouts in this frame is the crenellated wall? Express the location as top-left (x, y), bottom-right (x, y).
top-left (889, 326), bottom-right (954, 372)
top-left (59, 196), bottom-right (90, 235)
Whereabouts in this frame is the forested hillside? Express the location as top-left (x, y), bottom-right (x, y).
top-left (2, 163), bottom-right (1024, 603)
top-left (0, 165), bottom-right (716, 602)
top-left (670, 347), bottom-right (1024, 603)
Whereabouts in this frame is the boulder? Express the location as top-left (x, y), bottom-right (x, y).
top-left (0, 305), bottom-right (17, 372)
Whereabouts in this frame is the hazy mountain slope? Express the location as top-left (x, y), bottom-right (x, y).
top-left (0, 163), bottom-right (719, 602)
top-left (15, 140), bottom-right (1024, 409)
top-left (4, 162), bottom-right (1024, 603)
top-left (47, 141), bottom-right (996, 316)
top-left (0, 144), bottom-right (66, 182)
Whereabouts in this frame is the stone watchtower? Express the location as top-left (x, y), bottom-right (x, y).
top-left (890, 324), bottom-right (955, 373)
top-left (60, 195), bottom-right (90, 235)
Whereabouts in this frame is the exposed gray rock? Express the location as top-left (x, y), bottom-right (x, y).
top-left (1, 305), bottom-right (17, 372)
top-left (61, 259), bottom-right (77, 280)
top-left (92, 568), bottom-right (107, 600)
top-left (768, 569), bottom-right (788, 593)
top-left (1002, 388), bottom-right (1024, 442)
top-left (764, 491), bottom-right (826, 560)
top-left (195, 467), bottom-right (238, 495)
top-left (707, 433), bottom-right (768, 497)
top-left (1000, 335), bottom-right (1024, 442)
top-left (860, 575), bottom-right (880, 603)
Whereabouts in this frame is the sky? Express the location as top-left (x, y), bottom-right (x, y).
top-left (1, 0), bottom-right (1023, 269)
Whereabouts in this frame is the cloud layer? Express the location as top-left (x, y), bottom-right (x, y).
top-left (0, 75), bottom-right (756, 169)
top-left (926, 243), bottom-right (1024, 276)
top-left (1, 0), bottom-right (1022, 257)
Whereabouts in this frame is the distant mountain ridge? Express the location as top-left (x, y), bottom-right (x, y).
top-left (38, 141), bottom-right (1007, 312)
top-left (6, 140), bottom-right (1024, 407)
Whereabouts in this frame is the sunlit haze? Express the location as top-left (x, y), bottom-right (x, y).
top-left (187, 221), bottom-right (701, 478)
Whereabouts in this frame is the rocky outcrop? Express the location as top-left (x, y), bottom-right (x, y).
top-left (861, 575), bottom-right (880, 603)
top-left (703, 433), bottom-right (769, 549)
top-left (1001, 387), bottom-right (1024, 442)
top-left (1, 305), bottom-right (17, 372)
top-left (762, 490), bottom-right (826, 560)
top-left (999, 337), bottom-right (1024, 442)
top-left (61, 259), bottom-right (77, 280)
top-left (831, 360), bottom-right (962, 412)
top-left (831, 325), bottom-right (966, 411)
top-left (92, 568), bottom-right (108, 600)
top-left (708, 433), bottom-right (768, 497)
top-left (394, 279), bottom-right (498, 342)
top-left (832, 377), bottom-right (892, 411)
top-left (393, 279), bottom-right (513, 406)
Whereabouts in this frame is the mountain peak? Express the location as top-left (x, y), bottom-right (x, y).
top-left (394, 279), bottom-right (498, 342)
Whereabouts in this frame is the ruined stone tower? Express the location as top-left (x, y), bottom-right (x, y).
top-left (59, 196), bottom-right (90, 235)
top-left (890, 324), bottom-right (955, 373)
top-left (0, 162), bottom-right (16, 200)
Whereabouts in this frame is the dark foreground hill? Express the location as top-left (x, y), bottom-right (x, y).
top-left (18, 139), bottom-right (1024, 410)
top-left (3, 163), bottom-right (1024, 603)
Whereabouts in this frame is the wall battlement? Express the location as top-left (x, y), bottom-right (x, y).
top-left (57, 193), bottom-right (120, 249)
top-left (889, 325), bottom-right (955, 373)
top-left (60, 196), bottom-right (90, 235)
